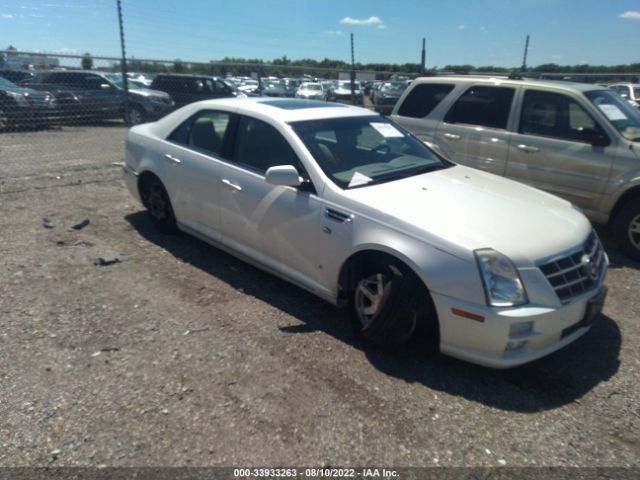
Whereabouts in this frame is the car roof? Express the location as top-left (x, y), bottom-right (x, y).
top-left (148, 97), bottom-right (377, 138)
top-left (411, 75), bottom-right (608, 94)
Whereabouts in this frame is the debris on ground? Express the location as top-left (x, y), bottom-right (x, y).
top-left (94, 254), bottom-right (129, 266)
top-left (183, 326), bottom-right (209, 335)
top-left (70, 219), bottom-right (90, 231)
top-left (42, 218), bottom-right (54, 229)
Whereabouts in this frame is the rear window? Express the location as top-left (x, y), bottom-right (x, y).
top-left (397, 83), bottom-right (455, 118)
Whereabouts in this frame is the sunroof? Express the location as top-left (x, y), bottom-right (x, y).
top-left (258, 99), bottom-right (345, 110)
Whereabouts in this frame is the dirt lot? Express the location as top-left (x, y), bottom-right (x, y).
top-left (1, 124), bottom-right (639, 468)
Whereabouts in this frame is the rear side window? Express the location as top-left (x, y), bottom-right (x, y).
top-left (167, 110), bottom-right (231, 157)
top-left (397, 83), bottom-right (454, 118)
top-left (445, 86), bottom-right (515, 129)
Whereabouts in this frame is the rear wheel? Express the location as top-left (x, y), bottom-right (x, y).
top-left (352, 259), bottom-right (438, 349)
top-left (139, 176), bottom-right (177, 233)
top-left (613, 198), bottom-right (640, 261)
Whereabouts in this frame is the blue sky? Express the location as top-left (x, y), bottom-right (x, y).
top-left (2, 0), bottom-right (640, 67)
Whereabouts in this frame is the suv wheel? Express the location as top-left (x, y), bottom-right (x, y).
top-left (613, 198), bottom-right (640, 261)
top-left (125, 105), bottom-right (145, 125)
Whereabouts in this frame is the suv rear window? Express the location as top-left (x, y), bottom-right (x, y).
top-left (445, 85), bottom-right (515, 129)
top-left (397, 83), bottom-right (454, 118)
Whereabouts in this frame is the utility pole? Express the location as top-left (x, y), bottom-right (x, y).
top-left (350, 33), bottom-right (356, 105)
top-left (421, 38), bottom-right (426, 75)
top-left (117, 0), bottom-right (130, 123)
top-left (521, 34), bottom-right (530, 73)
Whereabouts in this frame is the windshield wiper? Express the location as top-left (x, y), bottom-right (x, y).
top-left (361, 164), bottom-right (446, 187)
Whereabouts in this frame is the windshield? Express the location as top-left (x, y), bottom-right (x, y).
top-left (0, 76), bottom-right (19, 88)
top-left (302, 83), bottom-right (322, 91)
top-left (338, 81), bottom-right (358, 90)
top-left (291, 115), bottom-right (451, 189)
top-left (585, 89), bottom-right (640, 141)
top-left (634, 87), bottom-right (640, 98)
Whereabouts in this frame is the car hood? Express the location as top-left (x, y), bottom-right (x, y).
top-left (342, 164), bottom-right (591, 265)
top-left (5, 86), bottom-right (49, 98)
top-left (128, 87), bottom-right (171, 99)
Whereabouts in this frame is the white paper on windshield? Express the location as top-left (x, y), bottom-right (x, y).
top-left (348, 171), bottom-right (373, 187)
top-left (370, 122), bottom-right (404, 138)
top-left (597, 104), bottom-right (627, 121)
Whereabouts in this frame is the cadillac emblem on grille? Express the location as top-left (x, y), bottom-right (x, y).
top-left (580, 253), bottom-right (598, 281)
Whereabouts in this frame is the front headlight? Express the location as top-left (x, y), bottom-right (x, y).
top-left (7, 91), bottom-right (29, 107)
top-left (475, 249), bottom-right (528, 307)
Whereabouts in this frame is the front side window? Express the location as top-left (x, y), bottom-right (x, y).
top-left (520, 90), bottom-right (607, 143)
top-left (167, 110), bottom-right (231, 157)
top-left (232, 117), bottom-right (301, 173)
top-left (291, 116), bottom-right (451, 189)
top-left (397, 83), bottom-right (455, 118)
top-left (585, 89), bottom-right (640, 141)
top-left (445, 85), bottom-right (515, 129)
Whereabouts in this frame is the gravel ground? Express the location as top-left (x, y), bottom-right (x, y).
top-left (0, 124), bottom-right (639, 469)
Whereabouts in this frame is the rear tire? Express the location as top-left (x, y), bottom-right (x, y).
top-left (125, 105), bottom-right (145, 125)
top-left (139, 176), bottom-right (177, 234)
top-left (613, 198), bottom-right (640, 261)
top-left (352, 259), bottom-right (438, 349)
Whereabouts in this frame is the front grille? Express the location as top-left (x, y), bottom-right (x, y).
top-left (538, 232), bottom-right (605, 303)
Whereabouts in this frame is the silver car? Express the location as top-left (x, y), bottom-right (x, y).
top-left (392, 76), bottom-right (640, 260)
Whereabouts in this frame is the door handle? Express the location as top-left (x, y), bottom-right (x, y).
top-left (443, 133), bottom-right (461, 140)
top-left (164, 153), bottom-right (182, 164)
top-left (221, 178), bottom-right (242, 192)
top-left (516, 144), bottom-right (539, 153)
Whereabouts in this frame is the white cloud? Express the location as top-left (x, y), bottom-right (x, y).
top-left (1, 13), bottom-right (15, 19)
top-left (551, 54), bottom-right (562, 60)
top-left (326, 30), bottom-right (345, 36)
top-left (340, 16), bottom-right (383, 26)
top-left (457, 24), bottom-right (466, 30)
top-left (377, 24), bottom-right (387, 30)
top-left (620, 10), bottom-right (640, 19)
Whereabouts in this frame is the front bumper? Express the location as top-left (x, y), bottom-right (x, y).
top-left (433, 284), bottom-right (608, 369)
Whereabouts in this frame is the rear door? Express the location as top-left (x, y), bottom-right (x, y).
top-left (436, 84), bottom-right (517, 175)
top-left (160, 109), bottom-right (233, 240)
top-left (506, 88), bottom-right (614, 214)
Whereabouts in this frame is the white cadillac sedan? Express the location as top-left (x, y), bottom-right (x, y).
top-left (123, 97), bottom-right (608, 368)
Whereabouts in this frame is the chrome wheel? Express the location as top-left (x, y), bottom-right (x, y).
top-left (354, 273), bottom-right (392, 328)
top-left (628, 213), bottom-right (640, 250)
top-left (126, 106), bottom-right (144, 125)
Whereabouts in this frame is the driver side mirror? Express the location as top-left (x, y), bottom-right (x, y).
top-left (265, 165), bottom-right (303, 187)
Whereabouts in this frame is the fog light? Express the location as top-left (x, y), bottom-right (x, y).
top-left (509, 321), bottom-right (533, 338)
top-left (506, 340), bottom-right (528, 351)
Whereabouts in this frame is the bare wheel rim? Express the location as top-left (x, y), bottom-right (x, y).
top-left (147, 183), bottom-right (168, 221)
top-left (629, 213), bottom-right (640, 249)
top-left (355, 273), bottom-right (391, 328)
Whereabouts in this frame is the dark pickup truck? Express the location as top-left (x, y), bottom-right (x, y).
top-left (26, 71), bottom-right (174, 124)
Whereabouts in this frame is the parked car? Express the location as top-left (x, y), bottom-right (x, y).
top-left (150, 74), bottom-right (241, 110)
top-left (295, 82), bottom-right (325, 100)
top-left (328, 80), bottom-right (363, 104)
top-left (373, 81), bottom-right (408, 115)
top-left (392, 76), bottom-right (640, 260)
top-left (608, 83), bottom-right (640, 107)
top-left (369, 81), bottom-right (382, 101)
top-left (0, 76), bottom-right (56, 130)
top-left (237, 78), bottom-right (260, 95)
top-left (0, 70), bottom-right (37, 85)
top-left (123, 97), bottom-right (607, 368)
top-left (260, 78), bottom-right (288, 97)
top-left (27, 70), bottom-right (173, 124)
